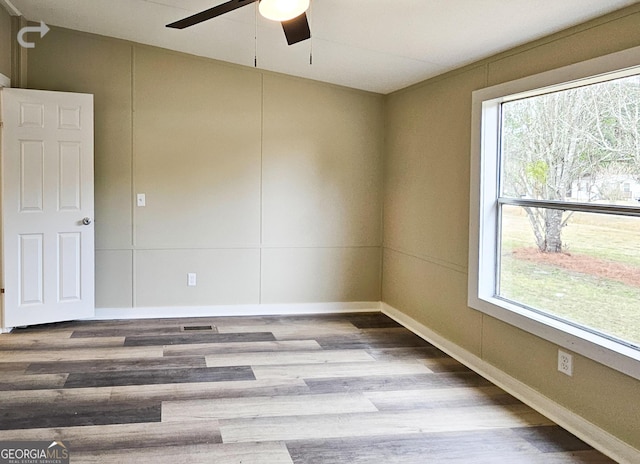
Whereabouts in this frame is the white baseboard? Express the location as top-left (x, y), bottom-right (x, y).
top-left (382, 303), bottom-right (639, 464)
top-left (92, 301), bottom-right (382, 320)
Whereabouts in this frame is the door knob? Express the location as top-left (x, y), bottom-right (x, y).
top-left (82, 217), bottom-right (92, 225)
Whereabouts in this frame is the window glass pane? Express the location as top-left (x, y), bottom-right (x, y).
top-left (501, 74), bottom-right (640, 207)
top-left (499, 205), bottom-right (640, 346)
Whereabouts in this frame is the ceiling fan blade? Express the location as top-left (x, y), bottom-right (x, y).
top-left (281, 12), bottom-right (311, 45)
top-left (167, 0), bottom-right (258, 29)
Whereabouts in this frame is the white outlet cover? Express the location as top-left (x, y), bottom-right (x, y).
top-left (558, 350), bottom-right (573, 376)
top-left (137, 193), bottom-right (146, 207)
top-left (187, 273), bottom-right (197, 287)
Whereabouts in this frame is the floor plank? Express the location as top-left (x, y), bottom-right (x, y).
top-left (72, 442), bottom-right (294, 464)
top-left (0, 346), bottom-right (163, 362)
top-left (342, 313), bottom-right (404, 329)
top-left (286, 430), bottom-right (615, 464)
top-left (1, 328), bottom-right (75, 338)
top-left (363, 386), bottom-right (522, 411)
top-left (423, 356), bottom-right (475, 373)
top-left (215, 321), bottom-right (363, 339)
top-left (252, 360), bottom-right (432, 380)
top-left (0, 421), bottom-right (221, 452)
top-left (26, 356), bottom-right (207, 374)
top-left (0, 362), bottom-right (29, 374)
top-left (0, 400), bottom-right (161, 430)
top-left (0, 336), bottom-right (125, 350)
top-left (314, 329), bottom-right (432, 350)
top-left (64, 366), bottom-right (255, 388)
top-left (0, 372), bottom-right (67, 391)
top-left (162, 392), bottom-right (378, 422)
top-left (124, 332), bottom-right (276, 347)
top-left (513, 425), bottom-right (597, 453)
top-left (163, 339), bottom-right (321, 356)
top-left (205, 349), bottom-right (375, 367)
top-left (365, 346), bottom-right (449, 360)
top-left (0, 379), bottom-right (311, 407)
top-left (219, 404), bottom-right (554, 443)
top-left (305, 371), bottom-right (493, 394)
top-left (70, 327), bottom-right (184, 338)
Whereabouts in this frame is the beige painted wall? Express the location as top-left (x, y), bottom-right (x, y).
top-left (27, 27), bottom-right (384, 309)
top-left (0, 7), bottom-right (11, 78)
top-left (383, 4), bottom-right (640, 452)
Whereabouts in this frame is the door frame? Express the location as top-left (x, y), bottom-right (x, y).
top-left (0, 74), bottom-right (6, 331)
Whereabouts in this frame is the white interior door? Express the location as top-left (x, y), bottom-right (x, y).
top-left (1, 88), bottom-right (94, 328)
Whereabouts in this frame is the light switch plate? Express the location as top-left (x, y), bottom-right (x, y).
top-left (137, 193), bottom-right (146, 207)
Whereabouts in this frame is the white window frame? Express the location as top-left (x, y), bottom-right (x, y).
top-left (469, 45), bottom-right (640, 381)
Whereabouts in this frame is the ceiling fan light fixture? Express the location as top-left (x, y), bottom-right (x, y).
top-left (259, 0), bottom-right (309, 22)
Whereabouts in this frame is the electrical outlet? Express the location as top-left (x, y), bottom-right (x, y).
top-left (187, 273), bottom-right (197, 287)
top-left (558, 350), bottom-right (573, 376)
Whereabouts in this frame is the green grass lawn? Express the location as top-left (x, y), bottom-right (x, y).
top-left (500, 206), bottom-right (640, 346)
top-left (500, 256), bottom-right (640, 345)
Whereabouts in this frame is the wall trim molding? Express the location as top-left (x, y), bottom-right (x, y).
top-left (0, 0), bottom-right (21, 16)
top-left (93, 301), bottom-right (382, 320)
top-left (383, 245), bottom-right (467, 275)
top-left (0, 73), bottom-right (10, 88)
top-left (381, 303), bottom-right (639, 464)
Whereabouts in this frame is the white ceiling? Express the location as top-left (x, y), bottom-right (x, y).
top-left (6, 0), bottom-right (639, 94)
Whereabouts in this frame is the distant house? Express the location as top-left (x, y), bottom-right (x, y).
top-left (571, 174), bottom-right (640, 203)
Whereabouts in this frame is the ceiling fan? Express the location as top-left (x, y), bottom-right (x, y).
top-left (166, 0), bottom-right (311, 46)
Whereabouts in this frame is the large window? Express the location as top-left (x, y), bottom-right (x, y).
top-left (470, 46), bottom-right (640, 379)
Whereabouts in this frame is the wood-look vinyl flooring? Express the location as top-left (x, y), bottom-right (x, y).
top-left (0, 313), bottom-right (615, 463)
